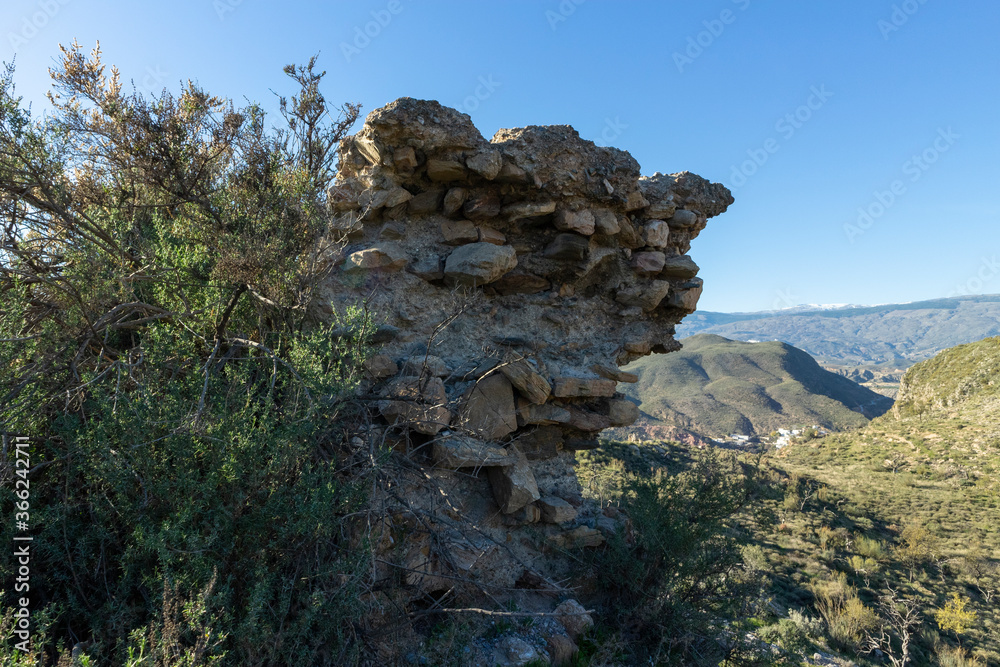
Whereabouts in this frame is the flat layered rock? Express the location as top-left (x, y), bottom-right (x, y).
top-left (432, 435), bottom-right (511, 468)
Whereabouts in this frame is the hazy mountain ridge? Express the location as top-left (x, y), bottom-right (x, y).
top-left (618, 334), bottom-right (893, 440)
top-left (677, 295), bottom-right (1000, 367)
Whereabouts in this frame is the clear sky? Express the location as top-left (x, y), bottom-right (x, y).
top-left (4, 0), bottom-right (999, 312)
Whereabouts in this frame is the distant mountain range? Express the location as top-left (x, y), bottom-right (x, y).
top-left (676, 294), bottom-right (1000, 368)
top-left (617, 334), bottom-right (893, 441)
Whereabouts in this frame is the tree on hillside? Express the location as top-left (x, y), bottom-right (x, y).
top-left (934, 593), bottom-right (977, 647)
top-left (862, 589), bottom-right (921, 667)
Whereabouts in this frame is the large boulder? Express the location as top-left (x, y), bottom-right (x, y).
top-left (457, 373), bottom-right (518, 440)
top-left (487, 446), bottom-right (540, 514)
top-left (444, 243), bottom-right (518, 286)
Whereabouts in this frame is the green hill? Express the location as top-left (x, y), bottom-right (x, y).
top-left (583, 336), bottom-right (1000, 665)
top-left (620, 334), bottom-right (893, 438)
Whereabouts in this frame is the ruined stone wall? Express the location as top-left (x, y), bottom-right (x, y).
top-left (317, 98), bottom-right (732, 632)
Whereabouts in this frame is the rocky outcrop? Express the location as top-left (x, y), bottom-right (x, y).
top-left (320, 98), bottom-right (731, 642)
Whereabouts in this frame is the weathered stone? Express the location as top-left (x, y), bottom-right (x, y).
top-left (660, 254), bottom-right (700, 278)
top-left (496, 161), bottom-right (529, 183)
top-left (667, 209), bottom-right (698, 228)
top-left (457, 373), bottom-right (517, 440)
top-left (379, 221), bottom-right (406, 240)
top-left (537, 496), bottom-right (577, 524)
top-left (615, 280), bottom-right (671, 312)
top-left (543, 234), bottom-right (590, 261)
top-left (378, 376), bottom-right (450, 435)
top-left (465, 149), bottom-right (503, 180)
top-left (593, 209), bottom-right (620, 235)
top-left (492, 272), bottom-right (551, 295)
top-left (590, 363), bottom-right (638, 383)
top-left (407, 255), bottom-right (444, 281)
top-left (616, 218), bottom-right (643, 249)
top-left (555, 599), bottom-right (595, 639)
top-left (667, 278), bottom-right (704, 313)
top-left (384, 202), bottom-right (408, 220)
top-left (517, 504), bottom-right (541, 524)
top-left (440, 219), bottom-right (479, 245)
top-left (552, 377), bottom-right (617, 398)
top-left (363, 354), bottom-right (398, 380)
top-left (432, 435), bottom-right (511, 468)
top-left (638, 173), bottom-right (680, 219)
top-left (547, 635), bottom-right (578, 667)
top-left (642, 220), bottom-right (670, 248)
top-left (499, 359), bottom-right (551, 404)
top-left (426, 158), bottom-right (467, 182)
top-left (608, 399), bottom-right (640, 426)
top-left (343, 244), bottom-right (408, 273)
top-left (501, 200), bottom-right (557, 219)
top-left (554, 209), bottom-right (595, 236)
top-left (487, 446), bottom-right (540, 514)
top-left (326, 99), bottom-right (736, 595)
top-left (442, 187), bottom-right (467, 216)
top-left (358, 188), bottom-right (390, 211)
top-left (631, 251), bottom-right (666, 275)
top-left (623, 339), bottom-right (652, 355)
top-left (383, 187), bottom-right (413, 208)
top-left (353, 135), bottom-right (382, 165)
top-left (516, 400), bottom-right (570, 426)
top-left (393, 146), bottom-right (418, 170)
top-left (514, 424), bottom-right (563, 460)
top-left (444, 243), bottom-right (518, 287)
top-left (477, 226), bottom-right (506, 245)
top-left (328, 182), bottom-right (363, 211)
top-left (463, 192), bottom-right (501, 220)
top-left (407, 188), bottom-right (444, 214)
top-left (565, 408), bottom-right (611, 432)
top-left (625, 190), bottom-right (650, 211)
top-left (401, 355), bottom-right (450, 378)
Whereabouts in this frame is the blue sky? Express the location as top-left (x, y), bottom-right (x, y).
top-left (4, 0), bottom-right (999, 311)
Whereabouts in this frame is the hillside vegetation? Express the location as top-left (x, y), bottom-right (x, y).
top-left (761, 335), bottom-right (1000, 664)
top-left (580, 336), bottom-right (1000, 665)
top-left (677, 296), bottom-right (1000, 368)
top-left (619, 334), bottom-right (892, 438)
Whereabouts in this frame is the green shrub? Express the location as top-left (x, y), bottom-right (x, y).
top-left (814, 572), bottom-right (878, 650)
top-left (758, 618), bottom-right (810, 659)
top-left (854, 535), bottom-right (888, 561)
top-left (0, 45), bottom-right (372, 665)
top-left (587, 449), bottom-right (771, 664)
